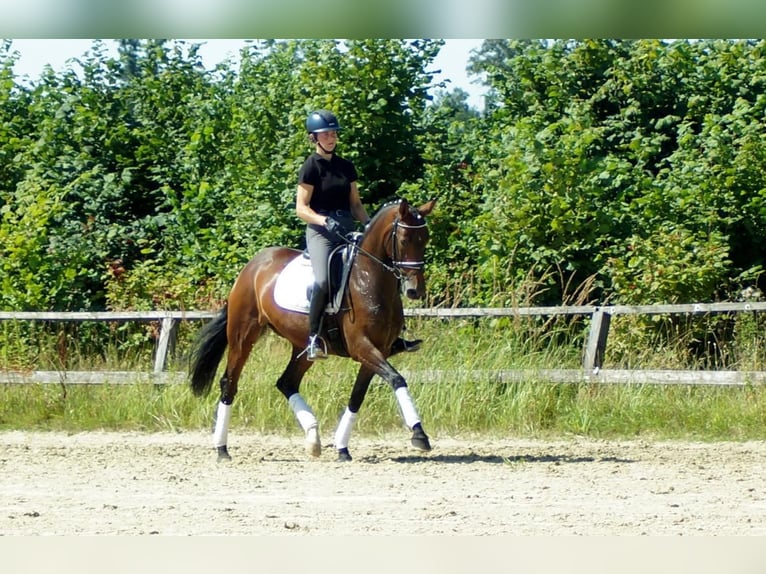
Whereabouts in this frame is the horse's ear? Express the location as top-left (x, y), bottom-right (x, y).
top-left (418, 199), bottom-right (436, 216)
top-left (398, 198), bottom-right (410, 218)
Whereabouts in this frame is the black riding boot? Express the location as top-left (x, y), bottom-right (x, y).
top-left (306, 283), bottom-right (328, 360)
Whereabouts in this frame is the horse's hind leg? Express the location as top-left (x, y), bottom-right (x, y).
top-left (334, 365), bottom-right (375, 462)
top-left (276, 349), bottom-right (320, 457)
top-left (212, 322), bottom-right (264, 461)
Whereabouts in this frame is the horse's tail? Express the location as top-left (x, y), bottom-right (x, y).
top-left (188, 305), bottom-right (229, 397)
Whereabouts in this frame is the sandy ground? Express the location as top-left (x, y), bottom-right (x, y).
top-left (1, 430), bottom-right (765, 536)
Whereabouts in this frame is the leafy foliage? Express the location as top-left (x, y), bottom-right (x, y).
top-left (1, 38), bottom-right (765, 317)
top-left (468, 39), bottom-right (765, 304)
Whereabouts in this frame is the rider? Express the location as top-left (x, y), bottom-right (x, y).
top-left (295, 109), bottom-right (421, 360)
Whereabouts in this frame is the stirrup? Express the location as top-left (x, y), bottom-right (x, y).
top-left (307, 335), bottom-right (327, 361)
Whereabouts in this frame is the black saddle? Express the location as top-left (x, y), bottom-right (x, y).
top-left (305, 232), bottom-right (362, 313)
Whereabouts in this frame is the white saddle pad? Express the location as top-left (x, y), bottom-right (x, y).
top-left (274, 241), bottom-right (359, 314)
top-left (273, 254), bottom-right (314, 314)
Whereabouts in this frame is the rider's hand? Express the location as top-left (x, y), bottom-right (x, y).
top-left (324, 216), bottom-right (343, 236)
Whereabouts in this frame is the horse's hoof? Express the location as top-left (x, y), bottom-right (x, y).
top-left (411, 425), bottom-right (432, 452)
top-left (391, 338), bottom-right (423, 356)
top-left (305, 426), bottom-right (322, 457)
top-left (217, 446), bottom-right (232, 462)
top-left (337, 448), bottom-right (352, 462)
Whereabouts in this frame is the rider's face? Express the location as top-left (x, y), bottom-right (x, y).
top-left (316, 130), bottom-right (338, 150)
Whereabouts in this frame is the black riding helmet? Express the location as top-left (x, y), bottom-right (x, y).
top-left (306, 110), bottom-right (342, 134)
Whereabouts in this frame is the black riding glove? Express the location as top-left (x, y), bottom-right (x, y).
top-left (324, 216), bottom-right (343, 236)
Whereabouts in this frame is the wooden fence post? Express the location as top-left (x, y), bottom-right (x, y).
top-left (153, 317), bottom-right (178, 374)
top-left (583, 308), bottom-right (611, 373)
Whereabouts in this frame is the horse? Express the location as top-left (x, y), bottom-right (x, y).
top-left (188, 198), bottom-right (437, 462)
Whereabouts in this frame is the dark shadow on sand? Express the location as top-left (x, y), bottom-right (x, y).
top-left (376, 453), bottom-right (634, 465)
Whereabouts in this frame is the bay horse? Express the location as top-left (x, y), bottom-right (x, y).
top-left (188, 198), bottom-right (436, 462)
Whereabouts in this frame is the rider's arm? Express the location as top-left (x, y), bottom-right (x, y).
top-left (349, 181), bottom-right (371, 225)
top-left (296, 183), bottom-right (327, 227)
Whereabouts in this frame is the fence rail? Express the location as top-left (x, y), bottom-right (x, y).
top-left (2, 303), bottom-right (765, 386)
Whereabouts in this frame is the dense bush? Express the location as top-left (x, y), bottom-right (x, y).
top-left (1, 38), bottom-right (764, 315)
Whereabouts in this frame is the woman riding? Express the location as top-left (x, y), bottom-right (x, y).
top-left (295, 109), bottom-right (420, 360)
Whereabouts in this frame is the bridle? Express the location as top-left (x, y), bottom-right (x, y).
top-left (388, 217), bottom-right (427, 277)
top-left (339, 209), bottom-right (428, 282)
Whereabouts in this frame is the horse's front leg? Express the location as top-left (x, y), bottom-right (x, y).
top-left (354, 346), bottom-right (432, 455)
top-left (389, 372), bottom-right (432, 453)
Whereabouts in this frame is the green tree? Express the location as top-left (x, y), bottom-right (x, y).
top-left (401, 86), bottom-right (483, 304)
top-left (466, 39), bottom-right (766, 305)
top-left (4, 38), bottom-right (766, 316)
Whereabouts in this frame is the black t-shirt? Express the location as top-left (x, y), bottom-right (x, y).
top-left (298, 152), bottom-right (358, 212)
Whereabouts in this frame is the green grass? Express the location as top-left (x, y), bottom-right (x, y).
top-left (2, 315), bottom-right (766, 440)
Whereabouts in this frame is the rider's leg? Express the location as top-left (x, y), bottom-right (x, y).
top-left (305, 224), bottom-right (334, 360)
top-left (307, 283), bottom-right (328, 360)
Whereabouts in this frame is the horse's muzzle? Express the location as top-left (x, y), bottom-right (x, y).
top-left (402, 272), bottom-right (425, 300)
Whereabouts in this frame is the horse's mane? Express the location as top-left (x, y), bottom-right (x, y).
top-left (366, 198), bottom-right (423, 231)
top-left (368, 199), bottom-right (401, 227)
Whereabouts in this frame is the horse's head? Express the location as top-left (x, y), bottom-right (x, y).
top-left (363, 198), bottom-right (436, 300)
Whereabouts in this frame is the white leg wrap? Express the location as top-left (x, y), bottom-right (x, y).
top-left (395, 386), bottom-right (421, 429)
top-left (334, 407), bottom-right (358, 450)
top-left (212, 402), bottom-right (232, 448)
top-left (288, 393), bottom-right (318, 432)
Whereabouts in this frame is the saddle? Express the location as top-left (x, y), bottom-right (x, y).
top-left (273, 234), bottom-right (361, 315)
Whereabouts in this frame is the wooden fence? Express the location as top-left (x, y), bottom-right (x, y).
top-left (2, 302), bottom-right (766, 386)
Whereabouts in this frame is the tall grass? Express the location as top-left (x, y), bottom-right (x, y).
top-left (2, 313), bottom-right (766, 441)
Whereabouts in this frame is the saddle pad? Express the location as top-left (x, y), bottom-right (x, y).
top-left (274, 243), bottom-right (356, 314)
top-left (273, 254), bottom-right (314, 314)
